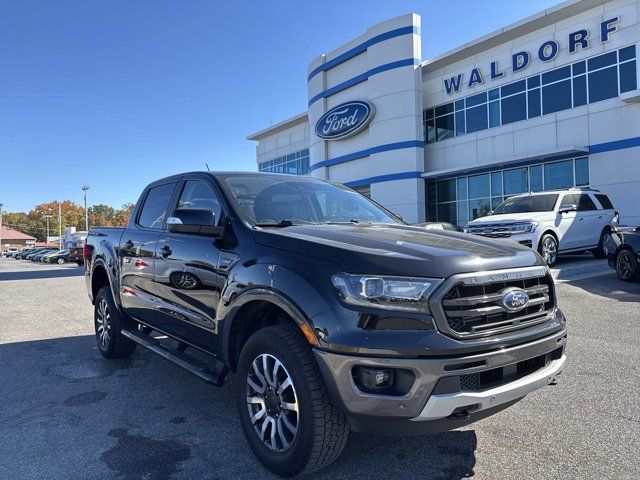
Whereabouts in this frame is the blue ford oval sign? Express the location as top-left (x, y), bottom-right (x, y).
top-left (315, 101), bottom-right (375, 140)
top-left (501, 288), bottom-right (530, 312)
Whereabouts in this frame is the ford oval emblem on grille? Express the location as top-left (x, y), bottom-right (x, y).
top-left (501, 288), bottom-right (530, 312)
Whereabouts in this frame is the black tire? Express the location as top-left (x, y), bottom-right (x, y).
top-left (592, 228), bottom-right (611, 259)
top-left (538, 233), bottom-right (559, 267)
top-left (236, 324), bottom-right (349, 477)
top-left (94, 286), bottom-right (137, 359)
top-left (615, 249), bottom-right (640, 282)
top-left (57, 257), bottom-right (66, 265)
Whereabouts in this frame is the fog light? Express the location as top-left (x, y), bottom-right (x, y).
top-left (354, 366), bottom-right (394, 392)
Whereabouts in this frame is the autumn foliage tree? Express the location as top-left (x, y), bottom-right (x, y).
top-left (3, 200), bottom-right (134, 242)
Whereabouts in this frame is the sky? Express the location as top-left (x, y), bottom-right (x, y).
top-left (0, 0), bottom-right (561, 212)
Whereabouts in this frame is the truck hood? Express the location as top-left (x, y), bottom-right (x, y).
top-left (468, 212), bottom-right (555, 225)
top-left (252, 223), bottom-right (543, 278)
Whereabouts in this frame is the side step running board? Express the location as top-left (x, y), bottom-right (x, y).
top-left (121, 329), bottom-right (228, 386)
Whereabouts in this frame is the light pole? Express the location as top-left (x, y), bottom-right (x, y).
top-left (43, 209), bottom-right (53, 246)
top-left (0, 203), bottom-right (4, 252)
top-left (58, 202), bottom-right (63, 250)
top-left (82, 185), bottom-right (90, 232)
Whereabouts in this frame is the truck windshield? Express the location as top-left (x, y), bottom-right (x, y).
top-left (492, 194), bottom-right (559, 214)
top-left (222, 175), bottom-right (402, 226)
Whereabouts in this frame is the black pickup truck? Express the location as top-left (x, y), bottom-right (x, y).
top-left (84, 172), bottom-right (567, 476)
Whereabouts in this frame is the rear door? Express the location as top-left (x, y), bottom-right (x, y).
top-left (153, 177), bottom-right (232, 353)
top-left (574, 193), bottom-right (600, 248)
top-left (119, 182), bottom-right (177, 325)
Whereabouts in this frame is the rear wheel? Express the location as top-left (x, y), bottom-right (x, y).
top-left (615, 249), bottom-right (640, 282)
top-left (57, 257), bottom-right (66, 265)
top-left (94, 286), bottom-right (137, 359)
top-left (592, 228), bottom-right (611, 259)
top-left (236, 324), bottom-right (349, 477)
top-left (538, 234), bottom-right (558, 267)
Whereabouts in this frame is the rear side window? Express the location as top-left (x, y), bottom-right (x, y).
top-left (137, 183), bottom-right (176, 229)
top-left (576, 194), bottom-right (597, 211)
top-left (595, 194), bottom-right (614, 210)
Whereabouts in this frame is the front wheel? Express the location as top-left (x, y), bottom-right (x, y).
top-left (94, 286), bottom-right (137, 359)
top-left (236, 324), bottom-right (349, 477)
top-left (57, 257), bottom-right (66, 265)
top-left (538, 234), bottom-right (558, 267)
top-left (615, 249), bottom-right (640, 282)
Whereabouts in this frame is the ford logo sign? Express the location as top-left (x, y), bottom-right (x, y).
top-left (315, 101), bottom-right (375, 140)
top-left (501, 288), bottom-right (530, 312)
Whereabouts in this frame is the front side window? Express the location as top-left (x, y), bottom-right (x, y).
top-left (492, 194), bottom-right (559, 215)
top-left (178, 181), bottom-right (222, 224)
top-left (560, 194), bottom-right (577, 207)
top-left (222, 176), bottom-right (401, 226)
top-left (137, 183), bottom-right (176, 229)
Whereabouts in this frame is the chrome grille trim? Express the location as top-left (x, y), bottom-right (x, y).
top-left (429, 266), bottom-right (556, 340)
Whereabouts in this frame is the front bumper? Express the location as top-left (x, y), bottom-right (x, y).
top-left (314, 328), bottom-right (566, 434)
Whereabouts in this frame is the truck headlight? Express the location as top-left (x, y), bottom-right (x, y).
top-left (509, 222), bottom-right (539, 234)
top-left (331, 274), bottom-right (441, 313)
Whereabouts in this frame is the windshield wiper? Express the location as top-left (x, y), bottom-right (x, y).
top-left (255, 219), bottom-right (317, 228)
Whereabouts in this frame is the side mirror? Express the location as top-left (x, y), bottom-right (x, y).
top-left (167, 208), bottom-right (224, 237)
top-left (558, 204), bottom-right (577, 214)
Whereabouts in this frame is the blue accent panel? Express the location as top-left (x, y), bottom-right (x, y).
top-left (307, 26), bottom-right (419, 82)
top-left (308, 58), bottom-right (420, 106)
top-left (589, 136), bottom-right (640, 154)
top-left (345, 171), bottom-right (423, 188)
top-left (310, 140), bottom-right (423, 172)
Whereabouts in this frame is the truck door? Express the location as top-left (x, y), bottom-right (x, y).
top-left (119, 182), bottom-right (177, 325)
top-left (153, 179), bottom-right (231, 353)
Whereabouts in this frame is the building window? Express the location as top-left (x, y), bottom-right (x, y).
top-left (425, 156), bottom-right (590, 226)
top-left (258, 148), bottom-right (310, 175)
top-left (424, 45), bottom-right (638, 143)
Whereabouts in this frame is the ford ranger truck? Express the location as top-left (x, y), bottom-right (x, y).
top-left (84, 172), bottom-right (567, 477)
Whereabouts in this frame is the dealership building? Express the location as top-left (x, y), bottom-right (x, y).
top-left (248, 0), bottom-right (640, 226)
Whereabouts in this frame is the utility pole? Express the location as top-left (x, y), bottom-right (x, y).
top-left (0, 203), bottom-right (4, 252)
top-left (58, 202), bottom-right (62, 250)
top-left (82, 185), bottom-right (90, 233)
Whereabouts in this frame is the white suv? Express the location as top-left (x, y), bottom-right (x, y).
top-left (465, 188), bottom-right (617, 266)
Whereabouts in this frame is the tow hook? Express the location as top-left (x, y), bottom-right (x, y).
top-left (547, 375), bottom-right (559, 386)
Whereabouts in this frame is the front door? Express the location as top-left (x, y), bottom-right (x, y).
top-left (120, 181), bottom-right (177, 325)
top-left (153, 179), bottom-right (230, 353)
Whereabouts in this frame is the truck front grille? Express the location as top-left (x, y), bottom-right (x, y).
top-left (432, 268), bottom-right (556, 339)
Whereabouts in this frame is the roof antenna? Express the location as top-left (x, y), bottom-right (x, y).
top-left (205, 163), bottom-right (211, 172)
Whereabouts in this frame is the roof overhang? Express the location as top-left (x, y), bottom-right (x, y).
top-left (247, 112), bottom-right (309, 141)
top-left (422, 145), bottom-right (589, 180)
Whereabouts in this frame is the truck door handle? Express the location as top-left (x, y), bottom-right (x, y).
top-left (125, 239), bottom-right (134, 249)
top-left (598, 214), bottom-right (603, 219)
top-left (578, 217), bottom-right (584, 221)
top-left (161, 245), bottom-right (172, 258)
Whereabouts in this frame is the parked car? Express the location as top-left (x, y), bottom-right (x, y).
top-left (415, 222), bottom-right (464, 232)
top-left (14, 248), bottom-right (38, 259)
top-left (68, 246), bottom-right (84, 266)
top-left (45, 250), bottom-right (70, 264)
top-left (24, 248), bottom-right (52, 261)
top-left (465, 188), bottom-right (617, 266)
top-left (31, 249), bottom-right (58, 262)
top-left (605, 225), bottom-right (640, 282)
top-left (2, 247), bottom-right (19, 257)
top-left (84, 172), bottom-right (567, 476)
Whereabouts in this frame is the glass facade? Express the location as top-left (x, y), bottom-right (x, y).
top-left (426, 157), bottom-right (590, 226)
top-left (424, 46), bottom-right (638, 143)
top-left (258, 148), bottom-right (310, 175)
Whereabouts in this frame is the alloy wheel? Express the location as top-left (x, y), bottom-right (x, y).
top-left (616, 251), bottom-right (634, 280)
top-left (246, 353), bottom-right (299, 452)
top-left (542, 237), bottom-right (557, 265)
top-left (96, 298), bottom-right (112, 348)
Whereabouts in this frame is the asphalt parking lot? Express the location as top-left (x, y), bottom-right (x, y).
top-left (0, 257), bottom-right (638, 480)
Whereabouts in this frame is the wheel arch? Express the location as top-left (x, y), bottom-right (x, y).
top-left (222, 289), bottom-right (314, 372)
